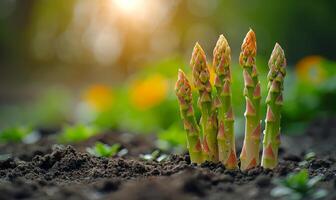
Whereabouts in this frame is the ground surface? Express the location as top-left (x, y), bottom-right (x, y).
top-left (0, 117), bottom-right (335, 200)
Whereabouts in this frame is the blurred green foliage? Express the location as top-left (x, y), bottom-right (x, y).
top-left (271, 169), bottom-right (327, 200)
top-left (92, 57), bottom-right (185, 133)
top-left (58, 124), bottom-right (100, 143)
top-left (155, 124), bottom-right (186, 153)
top-left (86, 142), bottom-right (121, 157)
top-left (283, 59), bottom-right (336, 134)
top-left (0, 126), bottom-right (32, 143)
top-left (0, 88), bottom-right (72, 128)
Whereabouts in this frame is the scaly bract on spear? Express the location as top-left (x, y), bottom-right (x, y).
top-left (261, 43), bottom-right (286, 169)
top-left (190, 43), bottom-right (218, 162)
top-left (239, 29), bottom-right (262, 170)
top-left (175, 70), bottom-right (203, 164)
top-left (213, 35), bottom-right (238, 169)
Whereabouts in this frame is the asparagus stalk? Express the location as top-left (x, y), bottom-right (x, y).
top-left (239, 29), bottom-right (262, 170)
top-left (190, 43), bottom-right (218, 162)
top-left (213, 35), bottom-right (238, 169)
top-left (175, 70), bottom-right (203, 164)
top-left (261, 43), bottom-right (286, 169)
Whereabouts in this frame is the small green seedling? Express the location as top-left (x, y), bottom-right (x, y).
top-left (299, 152), bottom-right (317, 167)
top-left (304, 152), bottom-right (316, 161)
top-left (140, 150), bottom-right (168, 162)
top-left (86, 142), bottom-right (121, 157)
top-left (271, 169), bottom-right (327, 200)
top-left (156, 125), bottom-right (186, 153)
top-left (0, 126), bottom-right (33, 143)
top-left (59, 124), bottom-right (100, 143)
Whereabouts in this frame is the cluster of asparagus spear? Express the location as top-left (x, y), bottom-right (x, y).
top-left (175, 29), bottom-right (286, 170)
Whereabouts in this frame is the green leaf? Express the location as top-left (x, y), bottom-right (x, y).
top-left (304, 152), bottom-right (316, 161)
top-left (140, 150), bottom-right (167, 162)
top-left (87, 142), bottom-right (121, 157)
top-left (307, 176), bottom-right (322, 188)
top-left (271, 187), bottom-right (293, 197)
top-left (0, 126), bottom-right (33, 143)
top-left (156, 125), bottom-right (186, 151)
top-left (271, 169), bottom-right (326, 200)
top-left (59, 124), bottom-right (100, 143)
top-left (312, 189), bottom-right (328, 199)
top-left (150, 150), bottom-right (160, 160)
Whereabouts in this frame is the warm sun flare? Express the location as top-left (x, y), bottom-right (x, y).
top-left (111, 0), bottom-right (144, 14)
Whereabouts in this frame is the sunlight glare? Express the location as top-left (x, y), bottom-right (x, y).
top-left (112, 0), bottom-right (144, 14)
top-left (106, 0), bottom-right (177, 33)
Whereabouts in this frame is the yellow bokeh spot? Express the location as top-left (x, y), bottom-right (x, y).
top-left (130, 74), bottom-right (168, 110)
top-left (295, 55), bottom-right (326, 84)
top-left (83, 84), bottom-right (114, 111)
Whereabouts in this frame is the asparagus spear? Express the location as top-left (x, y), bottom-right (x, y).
top-left (175, 70), bottom-right (203, 164)
top-left (239, 29), bottom-right (262, 170)
top-left (213, 35), bottom-right (238, 169)
top-left (261, 43), bottom-right (286, 169)
top-left (190, 43), bottom-right (218, 162)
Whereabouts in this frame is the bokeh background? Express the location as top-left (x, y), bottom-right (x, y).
top-left (1, 0), bottom-right (336, 148)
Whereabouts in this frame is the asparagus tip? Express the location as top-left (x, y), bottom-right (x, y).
top-left (272, 43), bottom-right (285, 58)
top-left (214, 34), bottom-right (230, 53)
top-left (269, 43), bottom-right (286, 75)
top-left (175, 69), bottom-right (191, 98)
top-left (177, 69), bottom-right (185, 78)
top-left (191, 42), bottom-right (206, 66)
top-left (241, 29), bottom-right (257, 56)
top-left (217, 34), bottom-right (228, 45)
top-left (194, 42), bottom-right (205, 54)
top-left (213, 34), bottom-right (231, 70)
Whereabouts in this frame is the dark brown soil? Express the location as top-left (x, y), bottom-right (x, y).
top-left (0, 117), bottom-right (336, 200)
